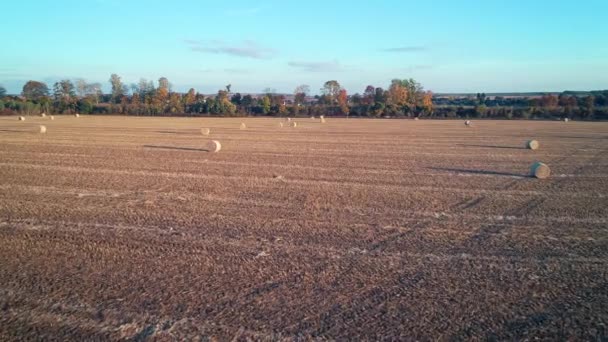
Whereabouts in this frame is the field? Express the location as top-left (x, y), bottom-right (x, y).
top-left (0, 115), bottom-right (607, 340)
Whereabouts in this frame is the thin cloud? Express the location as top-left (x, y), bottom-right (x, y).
top-left (382, 46), bottom-right (427, 53)
top-left (288, 60), bottom-right (345, 72)
top-left (185, 39), bottom-right (276, 59)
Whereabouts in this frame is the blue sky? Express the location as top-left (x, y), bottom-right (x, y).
top-left (1, 0), bottom-right (607, 94)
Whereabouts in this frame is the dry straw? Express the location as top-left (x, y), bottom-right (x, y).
top-left (526, 140), bottom-right (539, 150)
top-left (74, 113), bottom-right (80, 118)
top-left (18, 116), bottom-right (25, 121)
top-left (201, 128), bottom-right (210, 136)
top-left (39, 125), bottom-right (47, 134)
top-left (530, 162), bottom-right (550, 179)
top-left (240, 123), bottom-right (246, 130)
top-left (207, 140), bottom-right (221, 153)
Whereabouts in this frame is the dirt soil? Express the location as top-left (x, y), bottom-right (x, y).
top-left (1, 116), bottom-right (607, 340)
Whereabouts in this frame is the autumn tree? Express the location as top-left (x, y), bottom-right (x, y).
top-left (388, 80), bottom-right (408, 107)
top-left (337, 89), bottom-right (349, 116)
top-left (421, 91), bottom-right (434, 116)
top-left (22, 81), bottom-right (50, 100)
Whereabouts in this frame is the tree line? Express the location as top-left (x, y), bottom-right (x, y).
top-left (0, 76), bottom-right (607, 120)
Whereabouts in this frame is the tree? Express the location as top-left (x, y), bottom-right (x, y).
top-left (322, 80), bottom-right (341, 104)
top-left (109, 74), bottom-right (125, 102)
top-left (337, 89), bottom-right (349, 116)
top-left (388, 80), bottom-right (408, 107)
top-left (421, 91), bottom-right (434, 116)
top-left (53, 79), bottom-right (76, 100)
top-left (294, 84), bottom-right (310, 106)
top-left (362, 85), bottom-right (375, 105)
top-left (0, 85), bottom-right (6, 98)
top-left (158, 77), bottom-right (170, 92)
top-left (261, 95), bottom-right (271, 114)
top-left (226, 84), bottom-right (232, 94)
top-left (22, 81), bottom-right (49, 100)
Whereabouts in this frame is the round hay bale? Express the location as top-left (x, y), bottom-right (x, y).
top-left (74, 113), bottom-right (80, 118)
top-left (311, 116), bottom-right (315, 120)
top-left (49, 115), bottom-right (55, 120)
top-left (279, 122), bottom-right (284, 128)
top-left (18, 116), bottom-right (25, 121)
top-left (464, 120), bottom-right (472, 126)
top-left (207, 140), bottom-right (221, 153)
top-left (240, 123), bottom-right (247, 130)
top-left (286, 117), bottom-right (291, 122)
top-left (39, 125), bottom-right (47, 134)
top-left (200, 128), bottom-right (210, 136)
top-left (414, 117), bottom-right (419, 121)
top-left (320, 117), bottom-right (326, 123)
top-left (564, 118), bottom-right (569, 122)
top-left (526, 139), bottom-right (539, 150)
top-left (320, 115), bottom-right (324, 119)
top-left (291, 121), bottom-right (298, 128)
top-left (530, 162), bottom-right (550, 179)
top-left (40, 113), bottom-right (46, 118)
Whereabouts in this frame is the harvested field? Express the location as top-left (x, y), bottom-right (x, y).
top-left (0, 116), bottom-right (607, 340)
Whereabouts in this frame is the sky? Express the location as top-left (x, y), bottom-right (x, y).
top-left (1, 0), bottom-right (607, 95)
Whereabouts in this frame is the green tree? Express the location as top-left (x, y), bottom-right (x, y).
top-left (322, 80), bottom-right (341, 104)
top-left (109, 74), bottom-right (125, 103)
top-left (22, 80), bottom-right (50, 100)
top-left (0, 85), bottom-right (6, 98)
top-left (261, 95), bottom-right (271, 114)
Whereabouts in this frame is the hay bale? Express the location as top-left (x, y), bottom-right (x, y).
top-left (320, 117), bottom-right (326, 123)
top-left (564, 118), bottom-right (569, 122)
top-left (18, 116), bottom-right (25, 121)
top-left (240, 123), bottom-right (246, 130)
top-left (414, 117), bottom-right (419, 121)
top-left (279, 122), bottom-right (284, 128)
top-left (207, 140), bottom-right (221, 153)
top-left (291, 121), bottom-right (298, 128)
top-left (286, 117), bottom-right (291, 122)
top-left (74, 113), bottom-right (80, 118)
top-left (526, 139), bottom-right (539, 150)
top-left (311, 116), bottom-right (315, 120)
top-left (464, 120), bottom-right (472, 126)
top-left (530, 162), bottom-right (550, 179)
top-left (39, 125), bottom-right (47, 134)
top-left (200, 128), bottom-right (210, 136)
top-left (49, 115), bottom-right (54, 120)
top-left (40, 113), bottom-right (46, 118)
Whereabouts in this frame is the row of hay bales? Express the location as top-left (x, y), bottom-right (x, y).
top-left (464, 120), bottom-right (550, 179)
top-left (18, 113), bottom-right (81, 121)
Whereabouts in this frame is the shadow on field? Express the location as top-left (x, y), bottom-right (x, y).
top-left (144, 145), bottom-right (211, 152)
top-left (0, 129), bottom-right (23, 133)
top-left (457, 144), bottom-right (524, 150)
top-left (156, 130), bottom-right (194, 135)
top-left (430, 167), bottom-right (526, 178)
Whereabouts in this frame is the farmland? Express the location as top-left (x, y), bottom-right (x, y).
top-left (0, 116), bottom-right (607, 340)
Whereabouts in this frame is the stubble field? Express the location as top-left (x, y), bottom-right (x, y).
top-left (0, 115), bottom-right (607, 340)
